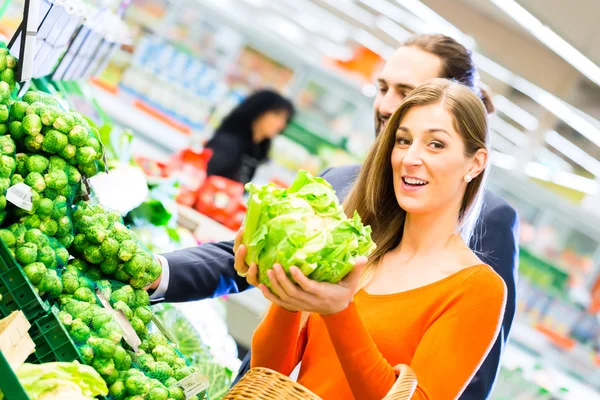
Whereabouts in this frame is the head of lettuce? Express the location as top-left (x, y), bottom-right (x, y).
top-left (242, 170), bottom-right (376, 289)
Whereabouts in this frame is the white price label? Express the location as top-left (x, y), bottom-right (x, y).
top-left (6, 183), bottom-right (33, 211)
top-left (177, 372), bottom-right (209, 399)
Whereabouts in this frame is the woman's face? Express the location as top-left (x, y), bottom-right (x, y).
top-left (253, 109), bottom-right (290, 142)
top-left (391, 103), bottom-right (486, 216)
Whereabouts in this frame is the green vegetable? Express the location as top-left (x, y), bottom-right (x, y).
top-left (134, 306), bottom-right (153, 325)
top-left (0, 82), bottom-right (9, 103)
top-left (39, 219), bottom-right (58, 237)
top-left (10, 101), bottom-right (28, 121)
top-left (153, 345), bottom-right (177, 367)
top-left (16, 242), bottom-right (38, 264)
top-left (68, 125), bottom-right (88, 147)
top-left (110, 287), bottom-right (133, 306)
top-left (23, 262), bottom-right (46, 284)
top-left (0, 135), bottom-right (15, 155)
top-left (0, 155), bottom-right (15, 178)
top-left (147, 333), bottom-right (169, 351)
top-left (84, 244), bottom-right (105, 264)
top-left (113, 346), bottom-right (132, 371)
top-left (57, 233), bottom-right (74, 248)
top-left (65, 165), bottom-right (81, 184)
top-left (53, 113), bottom-right (75, 134)
top-left (38, 269), bottom-right (62, 297)
top-left (55, 246), bottom-right (69, 266)
top-left (113, 300), bottom-right (133, 319)
top-left (148, 386), bottom-right (169, 400)
top-left (118, 240), bottom-right (137, 262)
top-left (125, 375), bottom-right (151, 396)
top-left (92, 357), bottom-right (116, 377)
top-left (130, 317), bottom-right (147, 338)
top-left (73, 287), bottom-right (96, 303)
top-left (10, 174), bottom-right (23, 186)
top-left (62, 272), bottom-right (79, 294)
top-left (22, 113), bottom-right (42, 136)
top-left (150, 361), bottom-right (173, 381)
top-left (9, 121), bottom-right (24, 140)
top-left (100, 257), bottom-right (120, 275)
top-left (168, 386), bottom-right (185, 400)
top-left (133, 289), bottom-right (150, 308)
top-left (69, 318), bottom-right (91, 342)
top-left (0, 68), bottom-right (16, 87)
top-left (88, 337), bottom-right (117, 358)
top-left (0, 104), bottom-right (8, 123)
top-left (41, 129), bottom-right (68, 154)
top-left (36, 198), bottom-right (53, 218)
top-left (45, 169), bottom-right (68, 190)
top-left (80, 345), bottom-right (95, 365)
top-left (58, 144), bottom-right (76, 160)
top-left (21, 214), bottom-right (41, 229)
top-left (242, 170), bottom-right (376, 287)
top-left (97, 321), bottom-right (123, 344)
top-left (115, 266), bottom-right (131, 282)
top-left (0, 229), bottom-right (16, 247)
top-left (110, 381), bottom-right (127, 400)
top-left (86, 225), bottom-right (107, 244)
top-left (91, 308), bottom-right (113, 331)
top-left (37, 245), bottom-right (57, 268)
top-left (24, 172), bottom-right (45, 193)
top-left (16, 361), bottom-right (109, 399)
top-left (72, 234), bottom-right (88, 252)
top-left (174, 366), bottom-right (194, 381)
top-left (76, 146), bottom-right (97, 165)
top-left (123, 254), bottom-right (147, 278)
top-left (110, 223), bottom-right (132, 243)
top-left (164, 377), bottom-right (177, 387)
top-left (86, 267), bottom-right (102, 281)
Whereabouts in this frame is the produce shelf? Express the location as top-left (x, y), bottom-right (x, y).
top-left (26, 307), bottom-right (81, 364)
top-left (0, 350), bottom-right (29, 400)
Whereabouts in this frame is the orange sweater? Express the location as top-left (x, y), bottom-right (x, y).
top-left (251, 265), bottom-right (506, 400)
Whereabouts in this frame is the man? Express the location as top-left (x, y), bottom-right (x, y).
top-left (149, 34), bottom-right (519, 399)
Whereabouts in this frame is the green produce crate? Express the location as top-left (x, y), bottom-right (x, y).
top-left (26, 307), bottom-right (81, 364)
top-left (0, 350), bottom-right (30, 400)
top-left (0, 239), bottom-right (49, 320)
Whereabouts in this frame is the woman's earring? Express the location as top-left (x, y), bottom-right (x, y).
top-left (464, 174), bottom-right (472, 183)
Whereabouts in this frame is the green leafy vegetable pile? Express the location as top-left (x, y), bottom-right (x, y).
top-left (242, 170), bottom-right (376, 288)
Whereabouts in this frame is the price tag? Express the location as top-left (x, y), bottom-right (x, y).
top-left (177, 372), bottom-right (209, 400)
top-left (6, 183), bottom-right (33, 211)
top-left (96, 290), bottom-right (141, 352)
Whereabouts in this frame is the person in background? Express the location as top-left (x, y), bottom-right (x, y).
top-left (148, 34), bottom-right (519, 400)
top-left (250, 78), bottom-right (506, 400)
top-left (205, 89), bottom-right (295, 185)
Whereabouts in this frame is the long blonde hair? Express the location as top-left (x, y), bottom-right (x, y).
top-left (299, 79), bottom-right (490, 330)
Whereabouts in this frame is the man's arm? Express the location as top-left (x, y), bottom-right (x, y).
top-left (461, 195), bottom-right (519, 400)
top-left (151, 240), bottom-right (250, 303)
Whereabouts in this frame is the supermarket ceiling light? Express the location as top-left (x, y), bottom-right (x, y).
top-left (492, 95), bottom-right (539, 131)
top-left (552, 170), bottom-right (599, 195)
top-left (490, 151), bottom-right (518, 170)
top-left (394, 0), bottom-right (476, 49)
top-left (545, 130), bottom-right (600, 177)
top-left (375, 16), bottom-right (411, 42)
top-left (488, 0), bottom-right (600, 87)
top-left (281, 0), bottom-right (352, 43)
top-left (357, 0), bottom-right (429, 36)
top-left (489, 115), bottom-right (530, 147)
top-left (353, 29), bottom-right (395, 59)
top-left (319, 0), bottom-right (376, 26)
top-left (524, 162), bottom-right (553, 181)
top-left (314, 38), bottom-right (354, 61)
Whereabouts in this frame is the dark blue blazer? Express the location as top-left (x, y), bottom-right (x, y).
top-left (161, 165), bottom-right (519, 400)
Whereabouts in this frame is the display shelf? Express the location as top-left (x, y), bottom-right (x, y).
top-left (91, 83), bottom-right (191, 153)
top-left (176, 205), bottom-right (237, 243)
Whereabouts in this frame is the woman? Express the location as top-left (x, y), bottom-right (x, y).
top-left (205, 90), bottom-right (295, 184)
top-left (249, 79), bottom-right (507, 400)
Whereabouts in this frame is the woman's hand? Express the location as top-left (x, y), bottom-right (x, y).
top-left (256, 257), bottom-right (368, 316)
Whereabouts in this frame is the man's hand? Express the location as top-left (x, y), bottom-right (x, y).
top-left (234, 228), bottom-right (259, 287)
top-left (258, 257), bottom-right (368, 315)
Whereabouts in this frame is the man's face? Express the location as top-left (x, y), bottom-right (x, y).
top-left (374, 46), bottom-right (443, 135)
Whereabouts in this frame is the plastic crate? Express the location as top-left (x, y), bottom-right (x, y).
top-left (0, 239), bottom-right (49, 320)
top-left (0, 350), bottom-right (30, 400)
top-left (26, 307), bottom-right (81, 364)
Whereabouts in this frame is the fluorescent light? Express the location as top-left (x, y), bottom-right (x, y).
top-left (493, 95), bottom-right (539, 131)
top-left (394, 0), bottom-right (476, 49)
top-left (535, 147), bottom-right (574, 173)
top-left (266, 16), bottom-right (306, 46)
top-left (376, 16), bottom-right (411, 42)
top-left (314, 38), bottom-right (354, 61)
top-left (358, 0), bottom-right (430, 34)
top-left (353, 29), bottom-right (394, 58)
top-left (489, 0), bottom-right (600, 87)
top-left (525, 162), bottom-right (553, 181)
top-left (490, 151), bottom-right (518, 170)
top-left (490, 115), bottom-right (529, 147)
top-left (319, 0), bottom-right (375, 26)
top-left (552, 170), bottom-right (599, 195)
top-left (280, 0), bottom-right (351, 43)
top-left (545, 130), bottom-right (600, 177)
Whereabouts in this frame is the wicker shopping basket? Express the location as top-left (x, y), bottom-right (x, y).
top-left (224, 364), bottom-right (417, 400)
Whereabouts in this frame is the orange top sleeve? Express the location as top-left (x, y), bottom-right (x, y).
top-left (251, 265), bottom-right (506, 400)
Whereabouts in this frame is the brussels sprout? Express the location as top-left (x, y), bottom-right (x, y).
top-left (65, 165), bottom-right (81, 184)
top-left (39, 219), bottom-right (58, 237)
top-left (97, 322), bottom-right (123, 344)
top-left (22, 113), bottom-right (42, 136)
top-left (38, 269), bottom-right (62, 297)
top-left (55, 246), bottom-right (69, 266)
top-left (16, 242), bottom-right (38, 265)
top-left (0, 135), bottom-right (15, 155)
top-left (68, 125), bottom-right (88, 147)
top-left (164, 377), bottom-right (177, 387)
top-left (0, 229), bottom-right (16, 247)
top-left (69, 318), bottom-right (91, 342)
top-left (10, 101), bottom-right (28, 121)
top-left (9, 174), bottom-right (23, 187)
top-left (76, 215), bottom-right (95, 231)
top-left (85, 225), bottom-right (107, 244)
top-left (73, 287), bottom-right (96, 303)
top-left (113, 300), bottom-right (133, 319)
top-left (79, 345), bottom-right (94, 365)
top-left (118, 240), bottom-right (137, 262)
top-left (40, 106), bottom-right (62, 127)
top-left (130, 317), bottom-right (148, 338)
top-left (23, 262), bottom-right (46, 284)
top-left (0, 155), bottom-right (15, 178)
top-left (109, 381), bottom-right (127, 400)
top-left (56, 216), bottom-right (72, 237)
top-left (21, 214), bottom-right (41, 229)
top-left (133, 306), bottom-right (153, 325)
top-left (110, 223), bottom-right (132, 243)
top-left (91, 308), bottom-right (113, 331)
top-left (37, 245), bottom-right (57, 268)
top-left (94, 214), bottom-right (110, 229)
top-left (14, 155), bottom-right (27, 176)
top-left (8, 121), bottom-right (24, 140)
top-left (86, 137), bottom-right (103, 158)
top-left (75, 146), bottom-right (97, 165)
top-left (0, 68), bottom-right (16, 87)
top-left (84, 244), bottom-right (105, 264)
top-left (147, 386), bottom-right (169, 400)
top-left (168, 386), bottom-right (185, 400)
top-left (133, 289), bottom-right (150, 309)
top-left (24, 134), bottom-right (44, 152)
top-left (114, 266), bottom-right (131, 282)
top-left (53, 113), bottom-right (75, 134)
top-left (26, 155), bottom-right (49, 174)
top-left (57, 233), bottom-right (74, 248)
top-left (147, 333), bottom-right (169, 351)
top-left (35, 198), bottom-right (53, 218)
top-left (44, 169), bottom-right (68, 190)
top-left (24, 172), bottom-right (45, 193)
top-left (88, 336), bottom-right (117, 358)
top-left (61, 272), bottom-right (79, 294)
top-left (42, 129), bottom-right (68, 154)
top-left (0, 104), bottom-right (8, 123)
top-left (58, 144), bottom-right (76, 160)
top-left (153, 346), bottom-right (176, 368)
top-left (125, 375), bottom-right (151, 397)
top-left (92, 357), bottom-right (116, 377)
top-left (0, 81), bottom-right (10, 103)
